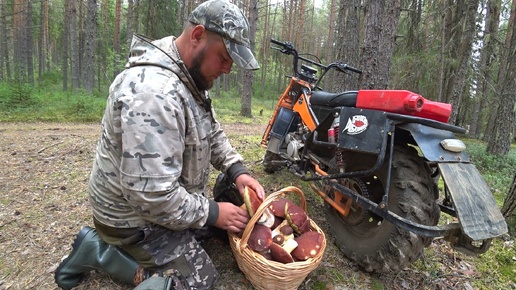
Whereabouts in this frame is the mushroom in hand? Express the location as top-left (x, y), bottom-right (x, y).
top-left (243, 186), bottom-right (275, 227)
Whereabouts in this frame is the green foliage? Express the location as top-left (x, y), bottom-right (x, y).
top-left (0, 79), bottom-right (38, 109)
top-left (463, 139), bottom-right (516, 201)
top-left (472, 239), bottom-right (516, 289)
top-left (390, 52), bottom-right (444, 100)
top-left (211, 88), bottom-right (274, 124)
top-left (0, 78), bottom-right (106, 122)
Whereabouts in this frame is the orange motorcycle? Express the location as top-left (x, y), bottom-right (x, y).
top-left (261, 39), bottom-right (507, 272)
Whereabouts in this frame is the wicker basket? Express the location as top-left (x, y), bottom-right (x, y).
top-left (228, 186), bottom-right (326, 290)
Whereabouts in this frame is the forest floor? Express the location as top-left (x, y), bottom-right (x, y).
top-left (0, 122), bottom-right (512, 290)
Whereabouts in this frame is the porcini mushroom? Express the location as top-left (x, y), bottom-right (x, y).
top-left (242, 186), bottom-right (275, 227)
top-left (248, 224), bottom-right (273, 252)
top-left (284, 203), bottom-right (311, 235)
top-left (269, 243), bottom-right (294, 263)
top-left (268, 198), bottom-right (296, 218)
top-left (269, 238), bottom-right (298, 264)
top-left (243, 186), bottom-right (261, 217)
top-left (291, 231), bottom-right (324, 261)
top-left (271, 220), bottom-right (295, 246)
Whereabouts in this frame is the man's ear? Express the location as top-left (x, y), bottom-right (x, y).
top-left (190, 25), bottom-right (207, 46)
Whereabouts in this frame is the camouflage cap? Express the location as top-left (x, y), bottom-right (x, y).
top-left (188, 0), bottom-right (259, 70)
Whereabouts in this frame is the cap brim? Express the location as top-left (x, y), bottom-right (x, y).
top-left (223, 38), bottom-right (259, 70)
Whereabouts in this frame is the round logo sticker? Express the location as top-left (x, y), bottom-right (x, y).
top-left (343, 115), bottom-right (368, 135)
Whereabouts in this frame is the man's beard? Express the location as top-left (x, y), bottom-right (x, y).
top-left (188, 48), bottom-right (213, 91)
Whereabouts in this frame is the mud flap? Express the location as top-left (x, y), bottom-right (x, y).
top-left (438, 163), bottom-right (508, 240)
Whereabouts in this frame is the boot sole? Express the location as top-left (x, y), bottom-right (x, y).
top-left (54, 226), bottom-right (96, 289)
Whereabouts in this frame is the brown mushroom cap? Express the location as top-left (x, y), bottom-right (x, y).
top-left (279, 224), bottom-right (294, 235)
top-left (248, 224), bottom-right (272, 252)
top-left (291, 231), bottom-right (324, 261)
top-left (269, 242), bottom-right (295, 263)
top-left (284, 203), bottom-right (309, 235)
top-left (272, 234), bottom-right (285, 245)
top-left (268, 198), bottom-right (296, 218)
top-left (243, 186), bottom-right (262, 217)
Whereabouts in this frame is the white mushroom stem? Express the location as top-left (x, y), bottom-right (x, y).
top-left (257, 208), bottom-right (276, 228)
top-left (282, 238), bottom-right (298, 254)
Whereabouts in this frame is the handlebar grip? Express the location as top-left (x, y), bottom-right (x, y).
top-left (348, 66), bottom-right (362, 74)
top-left (338, 63), bottom-right (362, 74)
top-left (270, 39), bottom-right (284, 46)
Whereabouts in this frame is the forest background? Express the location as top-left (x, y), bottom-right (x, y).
top-left (0, 0), bottom-right (515, 153)
top-left (0, 0), bottom-right (516, 287)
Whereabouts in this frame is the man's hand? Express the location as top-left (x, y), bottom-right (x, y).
top-left (214, 202), bottom-right (250, 233)
top-left (234, 174), bottom-right (265, 201)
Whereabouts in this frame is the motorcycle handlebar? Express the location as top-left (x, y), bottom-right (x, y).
top-left (270, 38), bottom-right (362, 76)
top-left (337, 63), bottom-right (362, 74)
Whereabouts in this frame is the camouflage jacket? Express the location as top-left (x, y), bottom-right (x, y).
top-left (89, 34), bottom-right (248, 230)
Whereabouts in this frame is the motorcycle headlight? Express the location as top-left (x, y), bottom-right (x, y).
top-left (440, 139), bottom-right (466, 153)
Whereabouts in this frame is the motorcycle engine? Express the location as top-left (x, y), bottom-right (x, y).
top-left (285, 133), bottom-right (304, 160)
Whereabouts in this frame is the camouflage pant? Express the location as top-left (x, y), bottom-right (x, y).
top-left (94, 219), bottom-right (218, 290)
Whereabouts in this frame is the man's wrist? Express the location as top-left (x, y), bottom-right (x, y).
top-left (226, 162), bottom-right (249, 182)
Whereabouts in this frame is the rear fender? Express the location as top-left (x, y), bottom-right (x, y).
top-left (398, 123), bottom-right (508, 241)
top-left (438, 163), bottom-right (507, 240)
top-left (398, 123), bottom-right (469, 162)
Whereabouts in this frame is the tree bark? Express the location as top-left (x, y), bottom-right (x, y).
top-left (359, 0), bottom-right (400, 90)
top-left (25, 0), bottom-right (33, 84)
top-left (38, 0), bottom-right (49, 83)
top-left (126, 0), bottom-right (133, 47)
top-left (376, 0), bottom-right (400, 88)
top-left (470, 0), bottom-right (501, 138)
top-left (69, 0), bottom-right (80, 89)
top-left (502, 174), bottom-right (516, 235)
top-left (240, 0), bottom-right (258, 117)
top-left (486, 0), bottom-right (516, 155)
top-left (113, 0), bottom-right (122, 78)
top-left (0, 0), bottom-right (11, 80)
top-left (334, 0), bottom-right (361, 91)
top-left (82, 0), bottom-right (97, 93)
top-left (13, 0), bottom-right (25, 81)
top-left (62, 0), bottom-right (70, 91)
top-left (448, 0), bottom-right (480, 125)
top-left (359, 0), bottom-right (382, 89)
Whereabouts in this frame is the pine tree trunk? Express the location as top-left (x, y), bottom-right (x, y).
top-left (471, 0), bottom-right (501, 138)
top-left (62, 0), bottom-right (69, 91)
top-left (69, 0), bottom-right (80, 89)
top-left (240, 0), bottom-right (258, 117)
top-left (359, 0), bottom-right (382, 89)
top-left (82, 0), bottom-right (97, 93)
top-left (448, 0), bottom-right (479, 125)
top-left (0, 0), bottom-right (10, 79)
top-left (502, 174), bottom-right (516, 235)
top-left (25, 0), bottom-right (33, 84)
top-left (487, 0), bottom-right (516, 155)
top-left (334, 0), bottom-right (360, 91)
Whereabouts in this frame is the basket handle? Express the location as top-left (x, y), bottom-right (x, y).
top-left (239, 186), bottom-right (306, 251)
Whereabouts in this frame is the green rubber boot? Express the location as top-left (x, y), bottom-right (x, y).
top-left (55, 226), bottom-right (147, 289)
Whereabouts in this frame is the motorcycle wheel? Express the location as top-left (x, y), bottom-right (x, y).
top-left (262, 150), bottom-right (282, 173)
top-left (326, 145), bottom-right (440, 273)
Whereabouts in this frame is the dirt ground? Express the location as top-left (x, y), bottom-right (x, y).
top-left (0, 122), bottom-right (508, 290)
